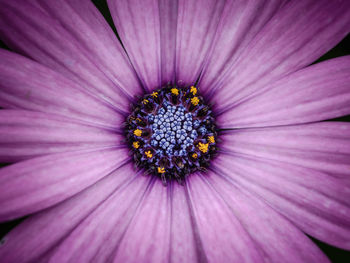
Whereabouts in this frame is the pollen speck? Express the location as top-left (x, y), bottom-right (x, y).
top-left (191, 97), bottom-right (199, 106)
top-left (133, 129), bottom-right (142, 137)
top-left (192, 153), bottom-right (198, 159)
top-left (190, 86), bottom-right (197, 95)
top-left (158, 167), bottom-right (165, 174)
top-left (145, 150), bottom-right (153, 158)
top-left (133, 141), bottom-right (140, 149)
top-left (171, 88), bottom-right (179, 95)
top-left (208, 136), bottom-right (215, 144)
top-left (198, 142), bottom-right (209, 153)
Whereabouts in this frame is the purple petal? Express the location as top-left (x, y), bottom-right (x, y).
top-left (213, 154), bottom-right (350, 249)
top-left (0, 0), bottom-right (141, 108)
top-left (0, 110), bottom-right (121, 162)
top-left (169, 182), bottom-right (200, 262)
top-left (44, 173), bottom-right (151, 263)
top-left (0, 148), bottom-right (129, 222)
top-left (108, 0), bottom-right (162, 90)
top-left (0, 50), bottom-right (124, 129)
top-left (175, 0), bottom-right (225, 85)
top-left (51, 181), bottom-right (204, 263)
top-left (112, 180), bottom-right (171, 262)
top-left (205, 171), bottom-right (330, 263)
top-left (199, 0), bottom-right (287, 93)
top-left (159, 0), bottom-right (178, 84)
top-left (209, 0), bottom-right (350, 112)
top-left (0, 163), bottom-right (136, 263)
top-left (185, 174), bottom-right (263, 262)
top-left (218, 56), bottom-right (350, 127)
top-left (220, 122), bottom-right (350, 177)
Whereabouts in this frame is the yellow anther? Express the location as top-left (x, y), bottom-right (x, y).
top-left (190, 86), bottom-right (197, 95)
top-left (192, 153), bottom-right (198, 159)
top-left (151, 92), bottom-right (158, 98)
top-left (145, 150), bottom-right (153, 158)
top-left (171, 88), bottom-right (179, 96)
top-left (142, 99), bottom-right (149, 104)
top-left (132, 141), bottom-right (140, 149)
top-left (208, 136), bottom-right (215, 144)
top-left (158, 167), bottom-right (165, 174)
top-left (191, 96), bottom-right (199, 106)
top-left (136, 118), bottom-right (142, 122)
top-left (198, 142), bottom-right (209, 153)
top-left (133, 129), bottom-right (142, 137)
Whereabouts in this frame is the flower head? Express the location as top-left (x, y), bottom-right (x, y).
top-left (0, 0), bottom-right (349, 262)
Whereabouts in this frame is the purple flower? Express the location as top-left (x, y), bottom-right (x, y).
top-left (0, 0), bottom-right (349, 262)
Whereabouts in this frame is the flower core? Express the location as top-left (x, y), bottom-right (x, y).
top-left (126, 85), bottom-right (217, 184)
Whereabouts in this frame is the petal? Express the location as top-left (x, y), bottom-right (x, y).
top-left (44, 179), bottom-right (202, 263)
top-left (210, 0), bottom-right (350, 112)
top-left (220, 122), bottom-right (350, 176)
top-left (108, 0), bottom-right (161, 90)
top-left (0, 163), bottom-right (135, 263)
top-left (0, 148), bottom-right (129, 222)
top-left (113, 180), bottom-right (171, 263)
top-left (175, 0), bottom-right (225, 85)
top-left (199, 0), bottom-right (287, 93)
top-left (159, 0), bottom-right (178, 85)
top-left (169, 183), bottom-right (200, 262)
top-left (108, 0), bottom-right (225, 88)
top-left (0, 110), bottom-right (120, 162)
top-left (218, 56), bottom-right (350, 128)
top-left (0, 50), bottom-right (124, 129)
top-left (213, 153), bottom-right (350, 249)
top-left (45, 173), bottom-right (151, 263)
top-left (0, 0), bottom-right (141, 109)
top-left (186, 174), bottom-right (263, 262)
top-left (205, 171), bottom-right (330, 263)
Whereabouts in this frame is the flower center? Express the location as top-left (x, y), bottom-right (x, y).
top-left (126, 85), bottom-right (217, 184)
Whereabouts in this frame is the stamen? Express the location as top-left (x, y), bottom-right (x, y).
top-left (171, 88), bottom-right (179, 96)
top-left (145, 150), bottom-right (153, 158)
top-left (191, 97), bottom-right (199, 106)
top-left (190, 86), bottom-right (197, 95)
top-left (208, 135), bottom-right (215, 144)
top-left (158, 167), bottom-right (165, 174)
top-left (134, 129), bottom-right (142, 137)
top-left (198, 142), bottom-right (209, 153)
top-left (133, 141), bottom-right (140, 149)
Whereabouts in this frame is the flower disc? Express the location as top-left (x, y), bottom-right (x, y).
top-left (126, 85), bottom-right (217, 184)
